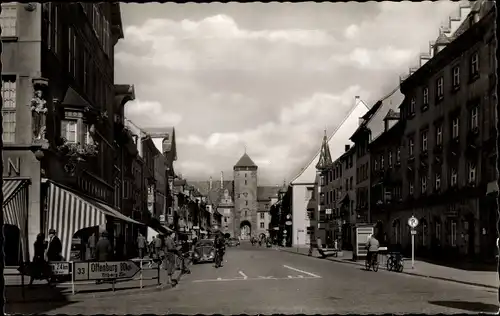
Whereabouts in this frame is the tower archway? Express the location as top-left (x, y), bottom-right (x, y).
top-left (240, 220), bottom-right (252, 240)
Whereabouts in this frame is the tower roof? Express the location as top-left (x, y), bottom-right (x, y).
top-left (234, 153), bottom-right (257, 169)
top-left (316, 130), bottom-right (333, 170)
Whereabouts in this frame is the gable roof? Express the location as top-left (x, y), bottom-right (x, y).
top-left (189, 180), bottom-right (234, 206)
top-left (234, 153), bottom-right (257, 169)
top-left (290, 97), bottom-right (370, 185)
top-left (257, 186), bottom-right (280, 201)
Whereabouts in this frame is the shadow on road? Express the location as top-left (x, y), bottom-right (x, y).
top-left (5, 284), bottom-right (76, 314)
top-left (417, 257), bottom-right (497, 272)
top-left (429, 300), bottom-right (498, 313)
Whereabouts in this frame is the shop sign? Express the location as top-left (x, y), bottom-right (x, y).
top-left (2, 156), bottom-right (21, 177)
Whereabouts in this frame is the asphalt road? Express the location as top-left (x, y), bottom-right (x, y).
top-left (6, 242), bottom-right (498, 314)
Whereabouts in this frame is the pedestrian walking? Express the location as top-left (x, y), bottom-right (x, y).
top-left (88, 233), bottom-right (96, 260)
top-left (45, 229), bottom-right (62, 261)
top-left (163, 231), bottom-right (177, 286)
top-left (95, 231), bottom-right (112, 261)
top-left (154, 234), bottom-right (163, 261)
top-left (137, 233), bottom-right (146, 259)
top-left (27, 233), bottom-right (51, 286)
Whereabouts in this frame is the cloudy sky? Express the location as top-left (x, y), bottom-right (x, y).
top-left (116, 1), bottom-right (460, 185)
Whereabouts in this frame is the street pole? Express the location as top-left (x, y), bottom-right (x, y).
top-left (411, 233), bottom-right (415, 269)
top-left (296, 231), bottom-right (298, 253)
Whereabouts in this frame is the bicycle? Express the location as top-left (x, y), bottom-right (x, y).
top-left (365, 252), bottom-right (379, 272)
top-left (386, 252), bottom-right (404, 272)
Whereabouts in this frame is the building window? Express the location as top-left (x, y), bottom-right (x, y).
top-left (380, 155), bottom-right (384, 170)
top-left (470, 52), bottom-right (479, 78)
top-left (452, 117), bottom-right (460, 139)
top-left (306, 187), bottom-right (314, 200)
top-left (0, 3), bottom-right (17, 37)
top-left (470, 107), bottom-right (478, 131)
top-left (436, 124), bottom-right (443, 145)
top-left (452, 65), bottom-right (460, 89)
top-left (468, 162), bottom-right (476, 184)
top-left (421, 176), bottom-right (427, 194)
top-left (450, 168), bottom-right (458, 187)
top-left (396, 147), bottom-right (401, 162)
top-left (421, 130), bottom-right (428, 152)
top-left (409, 182), bottom-right (414, 195)
top-left (436, 76), bottom-right (444, 99)
top-left (61, 120), bottom-right (78, 143)
top-left (244, 180), bottom-right (247, 185)
top-left (435, 222), bottom-right (441, 241)
top-left (435, 173), bottom-right (441, 191)
top-left (408, 138), bottom-right (414, 157)
top-left (451, 221), bottom-right (457, 247)
top-left (260, 213), bottom-right (265, 219)
top-left (260, 222), bottom-right (265, 229)
top-left (68, 27), bottom-right (76, 76)
top-left (245, 200), bottom-right (248, 206)
top-left (410, 97), bottom-right (415, 114)
top-left (224, 217), bottom-right (227, 223)
top-left (374, 159), bottom-right (378, 171)
top-left (1, 76), bottom-right (17, 143)
top-left (423, 87), bottom-right (429, 105)
top-left (388, 151), bottom-right (393, 166)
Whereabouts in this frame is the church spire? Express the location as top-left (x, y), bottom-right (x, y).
top-left (220, 171), bottom-right (224, 189)
top-left (316, 129), bottom-right (333, 170)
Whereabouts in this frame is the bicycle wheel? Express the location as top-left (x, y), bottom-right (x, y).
top-left (386, 257), bottom-right (394, 271)
top-left (396, 259), bottom-right (404, 272)
top-left (373, 258), bottom-right (379, 272)
top-left (365, 258), bottom-right (371, 271)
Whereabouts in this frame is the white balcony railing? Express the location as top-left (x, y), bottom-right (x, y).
top-left (0, 3), bottom-right (17, 37)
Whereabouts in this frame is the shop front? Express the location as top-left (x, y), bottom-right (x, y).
top-left (2, 148), bottom-right (42, 266)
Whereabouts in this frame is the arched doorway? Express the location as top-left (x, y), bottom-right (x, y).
top-left (4, 224), bottom-right (21, 266)
top-left (240, 220), bottom-right (252, 240)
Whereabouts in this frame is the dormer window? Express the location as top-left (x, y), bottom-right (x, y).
top-left (421, 130), bottom-right (428, 152)
top-left (388, 151), bottom-right (393, 166)
top-left (450, 168), bottom-right (458, 187)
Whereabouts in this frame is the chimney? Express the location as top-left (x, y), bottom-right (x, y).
top-left (209, 176), bottom-right (213, 190)
top-left (345, 145), bottom-right (350, 152)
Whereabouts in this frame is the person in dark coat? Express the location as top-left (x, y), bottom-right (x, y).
top-left (28, 233), bottom-right (51, 285)
top-left (137, 233), bottom-right (146, 259)
top-left (88, 233), bottom-right (96, 260)
top-left (46, 229), bottom-right (62, 261)
top-left (95, 231), bottom-right (112, 261)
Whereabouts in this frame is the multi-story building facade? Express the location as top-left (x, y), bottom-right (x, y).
top-left (1, 3), bottom-right (139, 263)
top-left (338, 145), bottom-right (356, 249)
top-left (256, 186), bottom-right (280, 238)
top-left (368, 111), bottom-right (404, 246)
top-left (393, 1), bottom-right (496, 260)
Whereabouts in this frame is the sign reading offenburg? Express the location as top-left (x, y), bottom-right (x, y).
top-left (74, 261), bottom-right (140, 281)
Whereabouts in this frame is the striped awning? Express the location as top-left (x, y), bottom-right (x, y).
top-left (46, 182), bottom-right (143, 261)
top-left (2, 178), bottom-right (30, 261)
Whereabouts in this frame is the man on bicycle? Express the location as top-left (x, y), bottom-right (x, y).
top-left (214, 234), bottom-right (226, 266)
top-left (365, 234), bottom-right (380, 266)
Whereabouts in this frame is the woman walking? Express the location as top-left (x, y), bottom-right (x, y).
top-left (29, 233), bottom-right (51, 286)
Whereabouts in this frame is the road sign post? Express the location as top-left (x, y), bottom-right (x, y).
top-left (408, 216), bottom-right (419, 270)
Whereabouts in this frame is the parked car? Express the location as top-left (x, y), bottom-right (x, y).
top-left (192, 239), bottom-right (215, 264)
top-left (226, 238), bottom-right (240, 247)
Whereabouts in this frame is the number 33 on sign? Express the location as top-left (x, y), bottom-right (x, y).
top-left (74, 263), bottom-right (89, 281)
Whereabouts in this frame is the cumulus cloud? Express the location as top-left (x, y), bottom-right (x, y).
top-left (116, 2), bottom-right (461, 184)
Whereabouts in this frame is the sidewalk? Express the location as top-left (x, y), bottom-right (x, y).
top-left (5, 261), bottom-right (188, 303)
top-left (280, 246), bottom-right (498, 289)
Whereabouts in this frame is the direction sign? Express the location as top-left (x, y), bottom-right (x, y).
top-left (49, 261), bottom-right (71, 275)
top-left (408, 216), bottom-right (419, 228)
top-left (74, 261), bottom-right (141, 281)
top-left (411, 229), bottom-right (417, 235)
top-left (285, 221), bottom-right (292, 226)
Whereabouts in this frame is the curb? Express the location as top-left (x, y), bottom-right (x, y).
top-left (6, 283), bottom-right (172, 304)
top-left (279, 248), bottom-right (497, 290)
